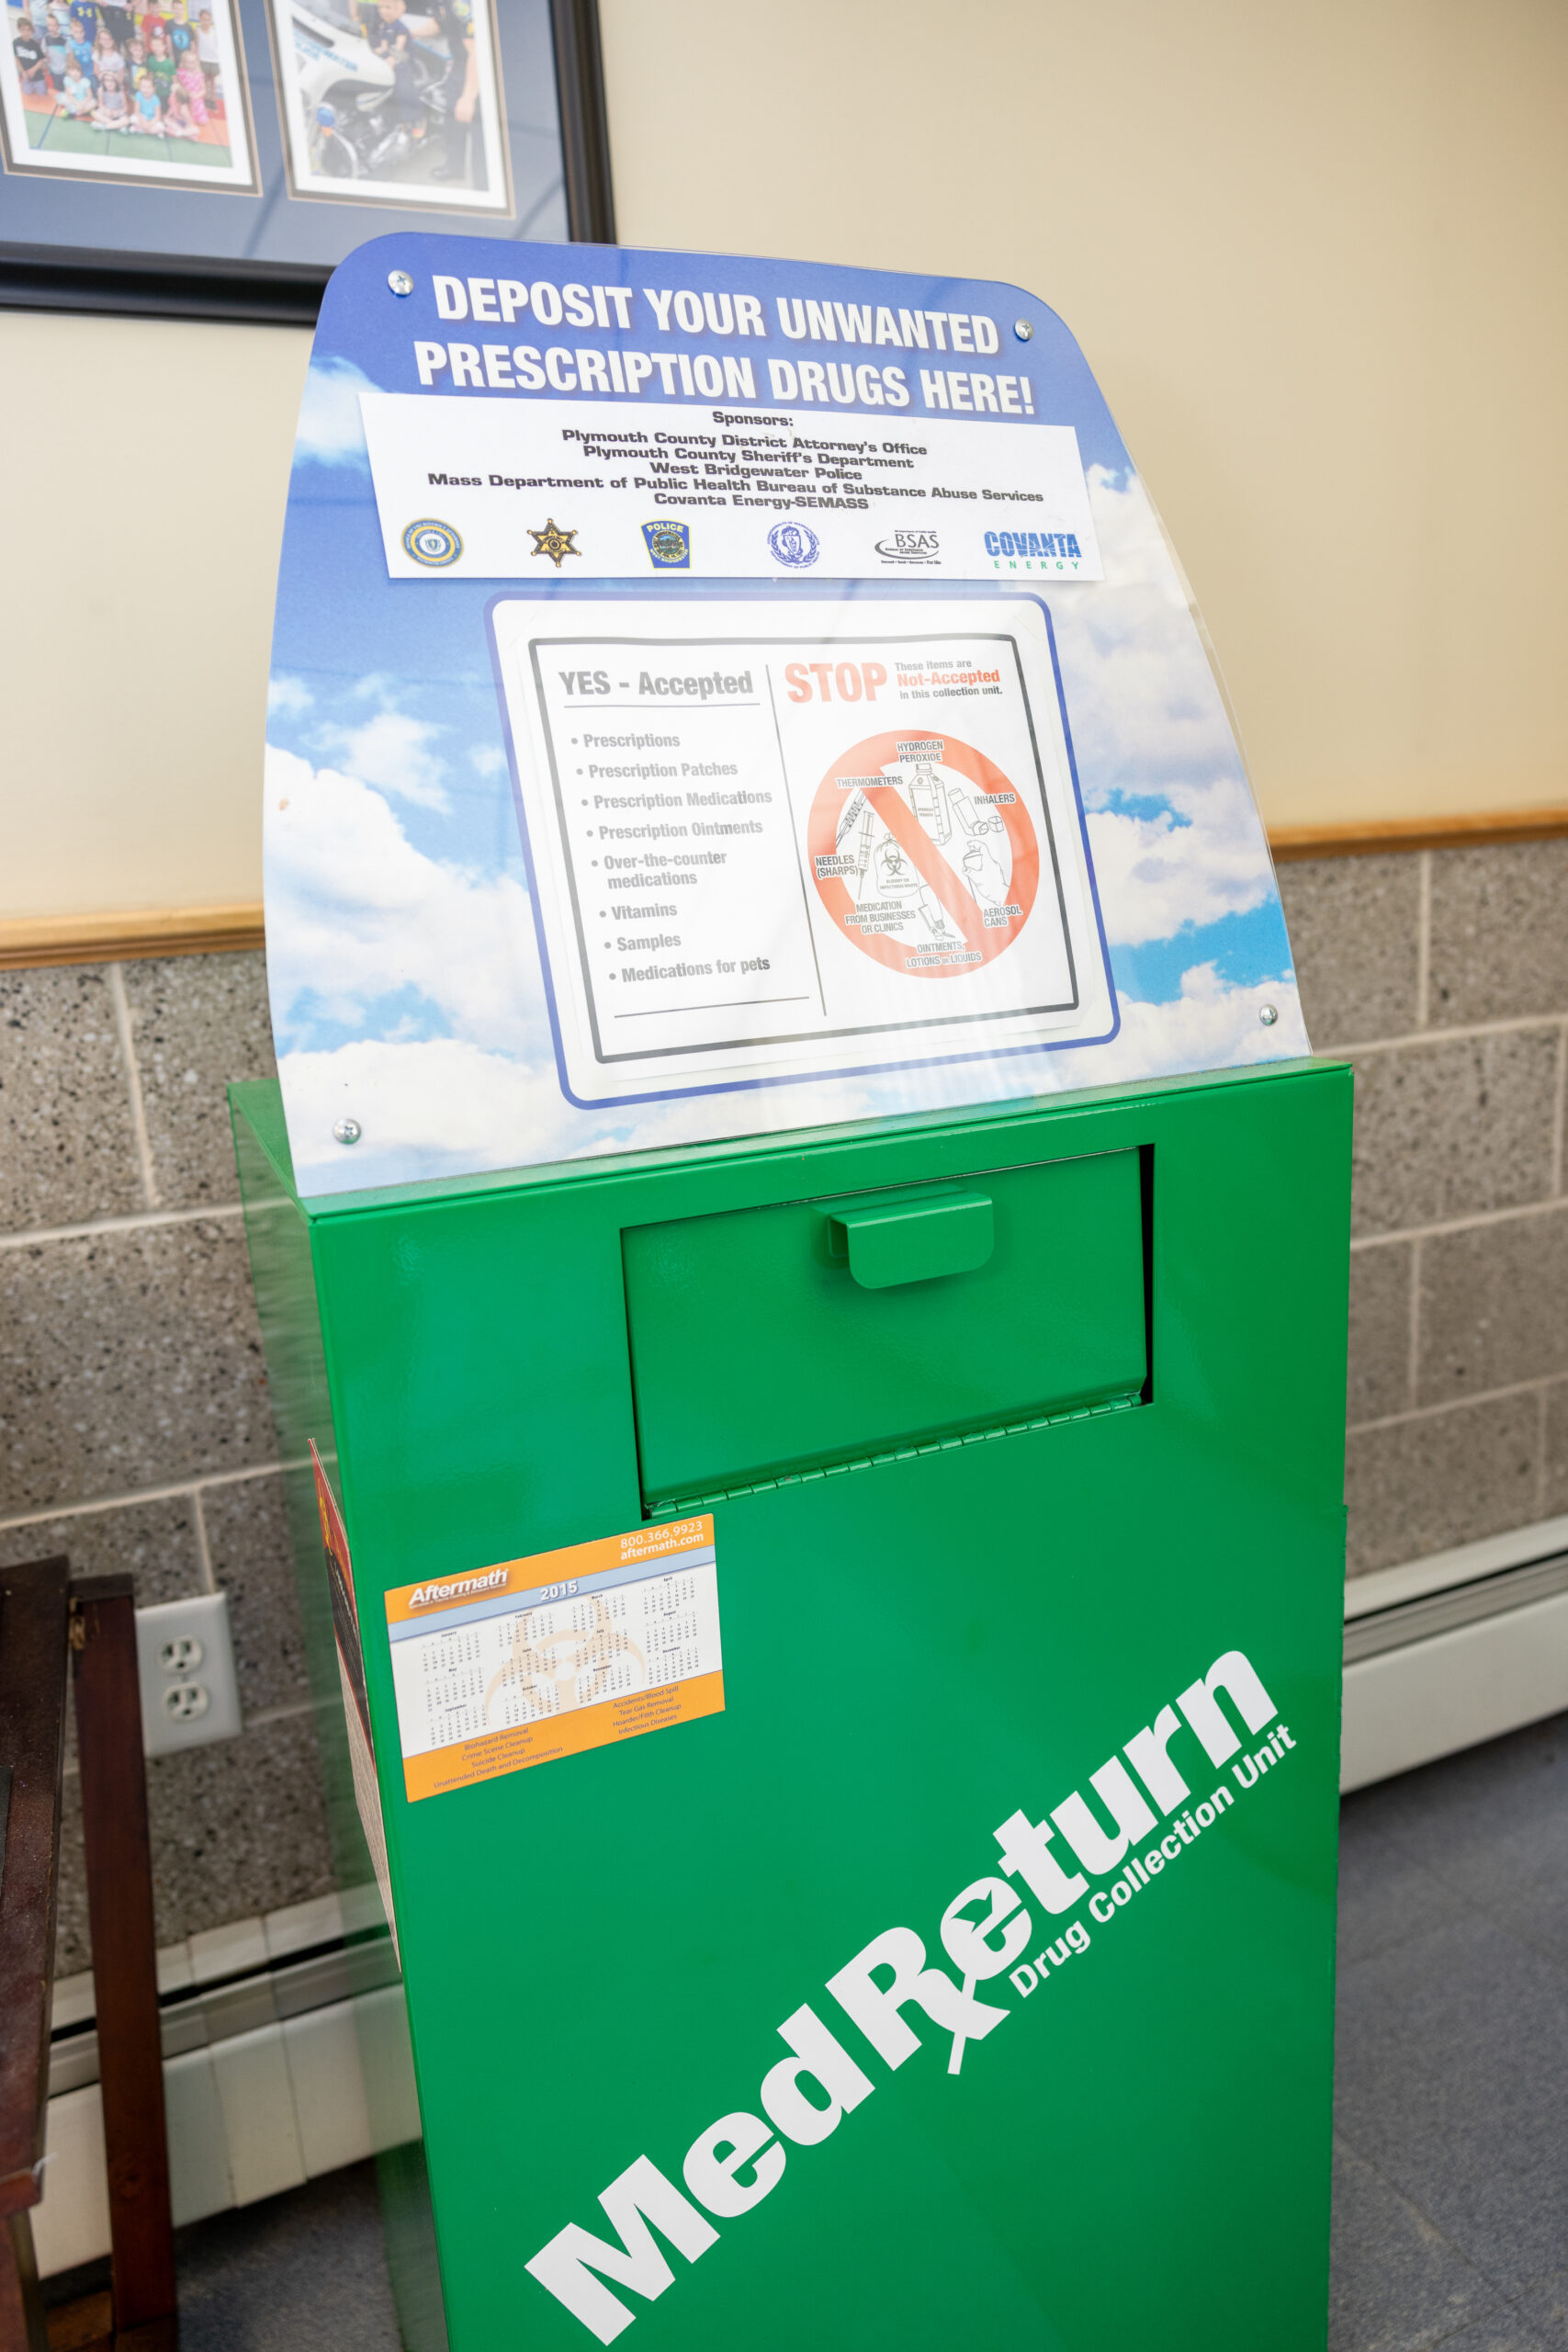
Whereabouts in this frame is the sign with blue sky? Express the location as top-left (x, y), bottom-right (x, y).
top-left (265, 232), bottom-right (1308, 1200)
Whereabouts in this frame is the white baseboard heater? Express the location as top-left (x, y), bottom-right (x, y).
top-left (34, 1889), bottom-right (418, 2279)
top-left (1341, 1513), bottom-right (1568, 1792)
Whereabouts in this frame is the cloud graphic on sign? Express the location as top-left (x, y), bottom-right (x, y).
top-left (312, 707), bottom-right (451, 812)
top-left (267, 673), bottom-right (314, 718)
top-left (265, 747), bottom-right (536, 1057)
top-left (1066, 964), bottom-right (1309, 1090)
top-left (295, 358), bottom-right (378, 469)
top-left (1050, 468), bottom-right (1252, 804)
top-left (1087, 773), bottom-right (1276, 947)
top-left (277, 1035), bottom-right (582, 1185)
top-left (274, 1030), bottom-right (894, 1196)
top-left (276, 966), bottom-right (1308, 1195)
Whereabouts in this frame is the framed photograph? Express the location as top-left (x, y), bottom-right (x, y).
top-left (0, 0), bottom-right (257, 193)
top-left (266, 1), bottom-right (511, 218)
top-left (0, 0), bottom-right (613, 322)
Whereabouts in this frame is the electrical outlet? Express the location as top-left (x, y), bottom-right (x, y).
top-left (134, 1592), bottom-right (243, 1758)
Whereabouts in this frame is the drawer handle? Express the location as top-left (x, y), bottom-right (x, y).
top-left (829, 1191), bottom-right (995, 1289)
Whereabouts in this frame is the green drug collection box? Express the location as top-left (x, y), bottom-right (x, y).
top-left (233, 1062), bottom-right (1348, 2350)
top-left (243, 230), bottom-right (1351, 2349)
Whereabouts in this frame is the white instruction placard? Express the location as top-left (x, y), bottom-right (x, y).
top-left (361, 393), bottom-right (1102, 583)
top-left (488, 594), bottom-right (1114, 1109)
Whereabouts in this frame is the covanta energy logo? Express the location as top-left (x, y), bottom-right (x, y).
top-left (526, 1643), bottom-right (1296, 2342)
top-left (983, 527), bottom-right (1084, 572)
top-left (641, 520), bottom-right (692, 570)
top-left (401, 518), bottom-right (463, 569)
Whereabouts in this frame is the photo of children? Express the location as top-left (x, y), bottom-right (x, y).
top-left (0, 0), bottom-right (255, 189)
top-left (269, 0), bottom-right (510, 215)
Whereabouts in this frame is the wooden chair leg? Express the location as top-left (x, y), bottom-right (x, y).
top-left (0, 1557), bottom-right (70, 2352)
top-left (0, 2211), bottom-right (48, 2352)
top-left (69, 1581), bottom-right (176, 2350)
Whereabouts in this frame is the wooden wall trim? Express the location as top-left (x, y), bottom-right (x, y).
top-left (0, 904), bottom-right (265, 972)
top-left (2, 806), bottom-right (1565, 967)
top-left (1269, 808), bottom-right (1568, 862)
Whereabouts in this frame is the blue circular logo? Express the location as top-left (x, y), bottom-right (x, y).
top-left (401, 518), bottom-right (463, 569)
top-left (767, 522), bottom-right (820, 570)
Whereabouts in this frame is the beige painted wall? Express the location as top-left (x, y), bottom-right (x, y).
top-left (0, 310), bottom-right (311, 919)
top-left (602, 0), bottom-right (1568, 831)
top-left (2, 0), bottom-right (1563, 918)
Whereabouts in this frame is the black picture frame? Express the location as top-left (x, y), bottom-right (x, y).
top-left (0, 0), bottom-right (615, 324)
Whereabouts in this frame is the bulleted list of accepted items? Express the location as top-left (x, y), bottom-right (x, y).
top-left (387, 1518), bottom-right (722, 1802)
top-left (490, 596), bottom-right (1113, 1107)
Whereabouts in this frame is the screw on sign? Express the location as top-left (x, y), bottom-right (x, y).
top-left (807, 731), bottom-right (1039, 976)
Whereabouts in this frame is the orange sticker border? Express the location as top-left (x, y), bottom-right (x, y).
top-left (400, 1670), bottom-right (726, 1803)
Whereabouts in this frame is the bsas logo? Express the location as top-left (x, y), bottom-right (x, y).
top-left (874, 529), bottom-right (940, 565)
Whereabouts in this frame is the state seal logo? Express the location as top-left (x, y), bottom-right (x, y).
top-left (528, 518), bottom-right (581, 569)
top-left (401, 518), bottom-right (463, 569)
top-left (641, 520), bottom-right (692, 570)
top-left (767, 521), bottom-right (820, 569)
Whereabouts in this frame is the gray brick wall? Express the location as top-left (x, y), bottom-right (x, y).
top-left (0, 954), bottom-right (333, 1972)
top-left (5, 851), bottom-right (1565, 1952)
top-left (1279, 841), bottom-right (1568, 1574)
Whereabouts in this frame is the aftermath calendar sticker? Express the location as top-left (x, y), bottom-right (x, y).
top-left (385, 1517), bottom-right (722, 1802)
top-left (488, 593), bottom-right (1114, 1109)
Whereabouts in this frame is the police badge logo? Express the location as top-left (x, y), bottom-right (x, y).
top-left (641, 520), bottom-right (692, 570)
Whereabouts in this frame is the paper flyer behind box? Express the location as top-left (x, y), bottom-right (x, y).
top-left (265, 233), bottom-right (1307, 1199)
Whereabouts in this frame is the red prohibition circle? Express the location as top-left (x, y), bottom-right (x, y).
top-left (807, 729), bottom-right (1038, 979)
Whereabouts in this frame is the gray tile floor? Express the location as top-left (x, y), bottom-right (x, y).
top-left (170, 2162), bottom-right (401, 2352)
top-left (41, 2163), bottom-right (400, 2352)
top-left (1333, 1711), bottom-right (1568, 2350)
top-left (51, 1712), bottom-right (1568, 2348)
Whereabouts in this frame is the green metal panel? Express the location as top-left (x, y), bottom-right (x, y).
top-left (624, 1148), bottom-right (1146, 1508)
top-left (231, 1061), bottom-right (1350, 2352)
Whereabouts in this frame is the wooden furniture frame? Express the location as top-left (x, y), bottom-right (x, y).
top-left (0, 1562), bottom-right (176, 2352)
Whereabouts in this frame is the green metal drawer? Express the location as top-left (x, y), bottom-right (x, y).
top-left (623, 1147), bottom-right (1148, 1508)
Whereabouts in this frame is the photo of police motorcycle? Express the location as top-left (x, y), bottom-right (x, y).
top-left (278, 0), bottom-right (509, 210)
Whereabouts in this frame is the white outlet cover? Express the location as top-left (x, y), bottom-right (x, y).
top-left (135, 1592), bottom-right (243, 1758)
